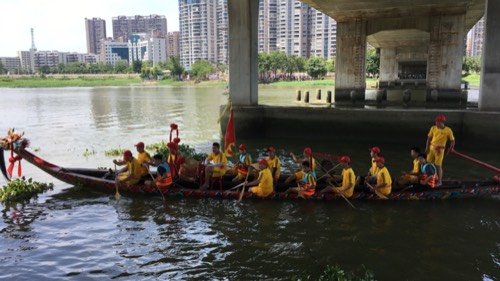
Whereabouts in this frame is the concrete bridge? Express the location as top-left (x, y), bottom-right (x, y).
top-left (227, 0), bottom-right (499, 111)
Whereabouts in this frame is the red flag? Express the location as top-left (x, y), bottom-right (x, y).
top-left (224, 109), bottom-right (236, 156)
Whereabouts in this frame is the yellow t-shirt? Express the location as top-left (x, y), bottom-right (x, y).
top-left (124, 158), bottom-right (143, 184)
top-left (411, 159), bottom-right (420, 174)
top-left (206, 152), bottom-right (228, 176)
top-left (137, 151), bottom-right (152, 177)
top-left (341, 167), bottom-right (356, 198)
top-left (428, 126), bottom-right (455, 147)
top-left (376, 166), bottom-right (392, 195)
top-left (266, 156), bottom-right (281, 179)
top-left (369, 157), bottom-right (380, 176)
top-left (251, 168), bottom-right (273, 197)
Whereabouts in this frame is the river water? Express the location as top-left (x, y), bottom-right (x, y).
top-left (0, 87), bottom-right (498, 280)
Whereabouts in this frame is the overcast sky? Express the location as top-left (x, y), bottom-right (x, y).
top-left (0, 0), bottom-right (179, 56)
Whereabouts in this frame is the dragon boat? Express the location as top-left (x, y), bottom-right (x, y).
top-left (1, 134), bottom-right (499, 201)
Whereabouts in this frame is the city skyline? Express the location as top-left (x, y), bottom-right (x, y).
top-left (0, 0), bottom-right (179, 56)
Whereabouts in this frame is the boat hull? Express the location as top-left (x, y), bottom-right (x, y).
top-left (4, 143), bottom-right (500, 201)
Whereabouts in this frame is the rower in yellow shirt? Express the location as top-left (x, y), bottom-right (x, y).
top-left (115, 150), bottom-right (143, 186)
top-left (356, 146), bottom-right (381, 186)
top-left (266, 147), bottom-right (281, 184)
top-left (246, 159), bottom-right (274, 197)
top-left (425, 114), bottom-right (455, 186)
top-left (201, 142), bottom-right (228, 190)
top-left (371, 157), bottom-right (392, 196)
top-left (135, 142), bottom-right (152, 177)
top-left (232, 144), bottom-right (252, 183)
top-left (318, 156), bottom-right (356, 198)
top-left (397, 147), bottom-right (421, 186)
top-left (290, 147), bottom-right (317, 179)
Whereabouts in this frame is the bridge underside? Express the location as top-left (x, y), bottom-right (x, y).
top-left (227, 0), bottom-right (499, 110)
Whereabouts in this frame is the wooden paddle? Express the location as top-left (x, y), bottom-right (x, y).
top-left (149, 171), bottom-right (166, 201)
top-left (366, 182), bottom-right (388, 200)
top-left (451, 150), bottom-right (500, 174)
top-left (238, 167), bottom-right (252, 202)
top-left (114, 163), bottom-right (121, 201)
top-left (326, 179), bottom-right (356, 209)
top-left (317, 163), bottom-right (342, 181)
top-left (229, 181), bottom-right (247, 191)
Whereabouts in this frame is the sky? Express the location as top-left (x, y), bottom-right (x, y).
top-left (0, 0), bottom-right (179, 56)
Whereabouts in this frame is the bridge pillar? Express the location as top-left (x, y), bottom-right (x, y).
top-left (379, 48), bottom-right (398, 85)
top-left (426, 14), bottom-right (465, 102)
top-left (335, 20), bottom-right (367, 103)
top-left (479, 0), bottom-right (500, 111)
top-left (227, 0), bottom-right (259, 106)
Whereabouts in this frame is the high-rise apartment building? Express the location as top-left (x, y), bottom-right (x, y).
top-left (112, 15), bottom-right (168, 41)
top-left (258, 0), bottom-right (278, 53)
top-left (276, 0), bottom-right (312, 57)
top-left (310, 10), bottom-right (336, 59)
top-left (178, 0), bottom-right (222, 67)
top-left (85, 17), bottom-right (107, 55)
top-left (467, 17), bottom-right (484, 57)
top-left (167, 31), bottom-right (180, 57)
top-left (178, 0), bottom-right (337, 67)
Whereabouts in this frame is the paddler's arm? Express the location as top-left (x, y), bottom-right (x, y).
top-left (425, 136), bottom-right (432, 153)
top-left (447, 140), bottom-right (455, 155)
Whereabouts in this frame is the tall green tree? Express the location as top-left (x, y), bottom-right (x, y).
top-left (132, 60), bottom-right (142, 73)
top-left (113, 60), bottom-right (130, 73)
top-left (306, 56), bottom-right (327, 79)
top-left (366, 48), bottom-right (380, 76)
top-left (166, 56), bottom-right (184, 79)
top-left (191, 60), bottom-right (214, 79)
top-left (326, 58), bottom-right (335, 73)
top-left (268, 51), bottom-right (287, 76)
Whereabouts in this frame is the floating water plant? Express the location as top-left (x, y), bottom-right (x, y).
top-left (0, 177), bottom-right (54, 203)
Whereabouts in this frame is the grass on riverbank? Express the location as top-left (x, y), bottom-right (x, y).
top-left (462, 73), bottom-right (480, 87)
top-left (0, 75), bottom-right (478, 88)
top-left (0, 76), bottom-right (143, 87)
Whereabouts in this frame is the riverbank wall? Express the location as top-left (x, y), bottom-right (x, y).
top-left (221, 106), bottom-right (500, 146)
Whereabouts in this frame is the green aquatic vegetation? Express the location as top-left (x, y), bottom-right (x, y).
top-left (0, 177), bottom-right (54, 203)
top-left (291, 265), bottom-right (375, 281)
top-left (104, 147), bottom-right (125, 157)
top-left (146, 141), bottom-right (206, 161)
top-left (83, 147), bottom-right (96, 157)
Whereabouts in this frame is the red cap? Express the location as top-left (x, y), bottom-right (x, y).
top-left (374, 157), bottom-right (385, 164)
top-left (304, 147), bottom-right (312, 154)
top-left (239, 144), bottom-right (246, 150)
top-left (369, 146), bottom-right (381, 154)
top-left (435, 114), bottom-right (446, 123)
top-left (135, 142), bottom-right (145, 148)
top-left (339, 156), bottom-right (351, 163)
top-left (267, 147), bottom-right (276, 153)
top-left (123, 150), bottom-right (133, 161)
top-left (258, 159), bottom-right (268, 166)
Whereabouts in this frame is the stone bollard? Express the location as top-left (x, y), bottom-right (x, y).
top-left (350, 90), bottom-right (356, 102)
top-left (305, 91), bottom-right (310, 103)
top-left (376, 89), bottom-right (386, 103)
top-left (430, 89), bottom-right (439, 102)
top-left (460, 90), bottom-right (468, 105)
top-left (326, 90), bottom-right (332, 104)
top-left (296, 90), bottom-right (301, 101)
top-left (403, 89), bottom-right (411, 104)
top-left (316, 89), bottom-right (321, 100)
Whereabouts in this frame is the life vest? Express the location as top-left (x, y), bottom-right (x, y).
top-left (301, 171), bottom-right (316, 196)
top-left (237, 154), bottom-right (249, 175)
top-left (421, 163), bottom-right (437, 188)
top-left (156, 163), bottom-right (173, 187)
